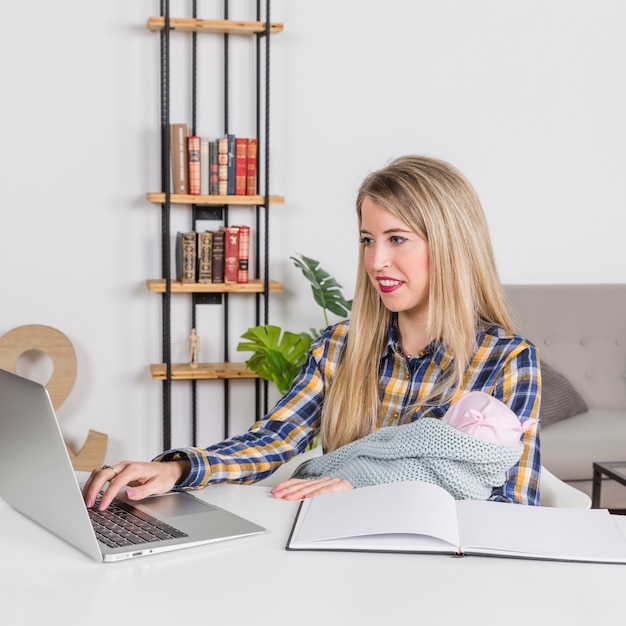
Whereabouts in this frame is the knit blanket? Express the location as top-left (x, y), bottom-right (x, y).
top-left (291, 418), bottom-right (523, 500)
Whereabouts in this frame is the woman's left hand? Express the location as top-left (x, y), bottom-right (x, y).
top-left (270, 476), bottom-right (352, 500)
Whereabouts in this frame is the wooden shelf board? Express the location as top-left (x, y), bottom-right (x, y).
top-left (146, 17), bottom-right (283, 35)
top-left (151, 362), bottom-right (258, 381)
top-left (146, 279), bottom-right (283, 294)
top-left (146, 193), bottom-right (284, 206)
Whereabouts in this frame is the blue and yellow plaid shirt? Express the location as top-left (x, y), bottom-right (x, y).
top-left (158, 316), bottom-right (541, 505)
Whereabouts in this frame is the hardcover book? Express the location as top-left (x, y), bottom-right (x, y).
top-left (187, 136), bottom-right (201, 195)
top-left (223, 226), bottom-right (240, 284)
top-left (209, 140), bottom-right (219, 195)
top-left (200, 137), bottom-right (209, 195)
top-left (286, 480), bottom-right (626, 564)
top-left (175, 232), bottom-right (183, 282)
top-left (197, 230), bottom-right (213, 283)
top-left (170, 123), bottom-right (189, 194)
top-left (234, 138), bottom-right (249, 195)
top-left (227, 134), bottom-right (236, 196)
top-left (211, 229), bottom-right (225, 283)
top-left (217, 137), bottom-right (228, 196)
top-left (175, 231), bottom-right (197, 283)
top-left (246, 138), bottom-right (258, 195)
top-left (237, 225), bottom-right (250, 283)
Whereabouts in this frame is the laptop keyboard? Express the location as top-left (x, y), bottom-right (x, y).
top-left (89, 499), bottom-right (188, 548)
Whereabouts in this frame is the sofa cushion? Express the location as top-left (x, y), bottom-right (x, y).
top-left (540, 362), bottom-right (588, 427)
top-left (540, 409), bottom-right (626, 481)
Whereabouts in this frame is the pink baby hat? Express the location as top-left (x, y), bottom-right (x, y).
top-left (445, 391), bottom-right (537, 446)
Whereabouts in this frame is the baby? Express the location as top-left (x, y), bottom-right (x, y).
top-left (444, 391), bottom-right (537, 446)
top-left (291, 391), bottom-right (538, 500)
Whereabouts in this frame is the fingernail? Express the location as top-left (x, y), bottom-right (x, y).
top-left (85, 498), bottom-right (92, 508)
top-left (126, 489), bottom-right (136, 498)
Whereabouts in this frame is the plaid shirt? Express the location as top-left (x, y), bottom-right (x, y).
top-left (158, 317), bottom-right (541, 505)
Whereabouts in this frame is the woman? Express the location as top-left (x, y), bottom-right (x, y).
top-left (84, 155), bottom-right (540, 510)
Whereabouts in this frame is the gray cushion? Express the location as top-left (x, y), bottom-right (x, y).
top-left (540, 362), bottom-right (588, 427)
top-left (541, 409), bottom-right (626, 481)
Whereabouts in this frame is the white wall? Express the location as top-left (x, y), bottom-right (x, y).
top-left (2, 1), bottom-right (625, 463)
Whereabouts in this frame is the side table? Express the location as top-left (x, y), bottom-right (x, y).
top-left (592, 461), bottom-right (626, 513)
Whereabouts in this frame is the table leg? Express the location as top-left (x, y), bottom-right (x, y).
top-left (592, 463), bottom-right (603, 509)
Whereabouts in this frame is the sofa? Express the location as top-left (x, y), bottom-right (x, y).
top-left (505, 284), bottom-right (626, 508)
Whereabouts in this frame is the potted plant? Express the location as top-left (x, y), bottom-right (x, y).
top-left (237, 253), bottom-right (352, 395)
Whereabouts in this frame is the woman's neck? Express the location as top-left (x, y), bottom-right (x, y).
top-left (397, 313), bottom-right (431, 357)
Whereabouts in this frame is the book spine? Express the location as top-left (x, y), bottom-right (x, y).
top-left (227, 134), bottom-right (236, 195)
top-left (235, 138), bottom-right (249, 195)
top-left (170, 123), bottom-right (189, 194)
top-left (246, 138), bottom-right (258, 195)
top-left (181, 232), bottom-right (197, 283)
top-left (175, 232), bottom-right (184, 281)
top-left (211, 229), bottom-right (225, 283)
top-left (237, 225), bottom-right (250, 283)
top-left (223, 226), bottom-right (240, 284)
top-left (187, 136), bottom-right (201, 195)
top-left (200, 137), bottom-right (209, 196)
top-left (197, 231), bottom-right (213, 283)
top-left (209, 140), bottom-right (219, 195)
top-left (217, 136), bottom-right (228, 196)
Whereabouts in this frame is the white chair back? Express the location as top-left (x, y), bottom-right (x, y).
top-left (540, 465), bottom-right (591, 508)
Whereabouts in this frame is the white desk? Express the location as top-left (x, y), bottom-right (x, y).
top-left (1, 484), bottom-right (625, 626)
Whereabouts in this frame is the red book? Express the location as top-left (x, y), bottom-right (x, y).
top-left (237, 225), bottom-right (250, 283)
top-left (187, 136), bottom-right (201, 195)
top-left (246, 138), bottom-right (258, 195)
top-left (217, 137), bottom-right (228, 196)
top-left (222, 226), bottom-right (240, 284)
top-left (235, 138), bottom-right (249, 195)
top-left (211, 229), bottom-right (225, 283)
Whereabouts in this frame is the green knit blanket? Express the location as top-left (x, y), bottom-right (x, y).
top-left (292, 418), bottom-right (523, 500)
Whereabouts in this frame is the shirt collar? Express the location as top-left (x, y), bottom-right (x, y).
top-left (385, 313), bottom-right (447, 364)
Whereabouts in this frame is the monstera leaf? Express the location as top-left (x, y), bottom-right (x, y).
top-left (290, 253), bottom-right (353, 326)
top-left (237, 325), bottom-right (311, 396)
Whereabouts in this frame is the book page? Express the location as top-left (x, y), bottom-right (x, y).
top-left (456, 499), bottom-right (626, 563)
top-left (289, 481), bottom-right (460, 552)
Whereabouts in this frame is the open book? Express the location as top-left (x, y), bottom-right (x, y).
top-left (286, 480), bottom-right (626, 564)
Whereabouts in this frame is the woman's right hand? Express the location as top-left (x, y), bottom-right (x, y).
top-left (81, 459), bottom-right (191, 511)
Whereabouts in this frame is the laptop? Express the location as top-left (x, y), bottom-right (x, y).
top-left (0, 368), bottom-right (265, 562)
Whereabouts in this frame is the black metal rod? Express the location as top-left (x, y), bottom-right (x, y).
top-left (190, 0), bottom-right (199, 447)
top-left (222, 0), bottom-right (231, 438)
top-left (263, 2), bottom-right (271, 325)
top-left (254, 0), bottom-right (264, 419)
top-left (262, 1), bottom-right (272, 415)
top-left (254, 1), bottom-right (262, 325)
top-left (160, 0), bottom-right (172, 451)
top-left (223, 0), bottom-right (229, 134)
top-left (191, 1), bottom-right (198, 135)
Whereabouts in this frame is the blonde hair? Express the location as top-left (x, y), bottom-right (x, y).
top-left (320, 155), bottom-right (513, 452)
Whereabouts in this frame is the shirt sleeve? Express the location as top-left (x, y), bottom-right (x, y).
top-left (153, 325), bottom-right (345, 489)
top-left (488, 341), bottom-right (541, 505)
